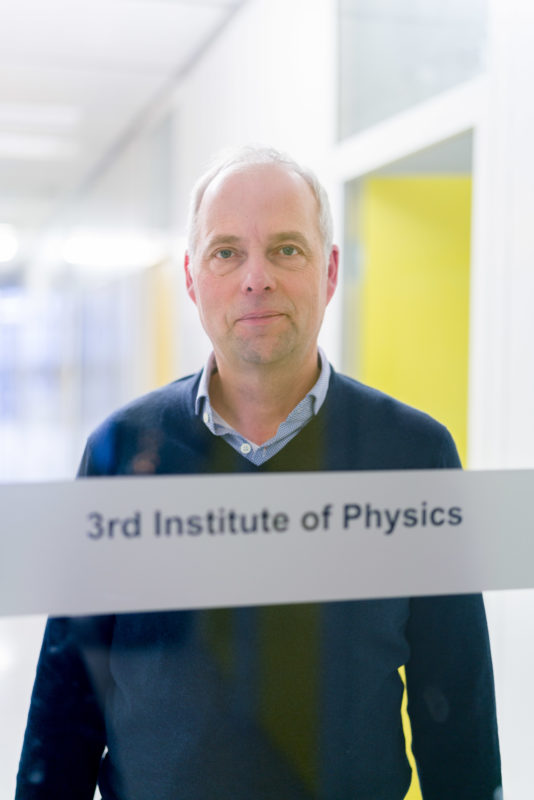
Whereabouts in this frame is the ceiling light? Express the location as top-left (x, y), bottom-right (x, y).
top-left (0, 133), bottom-right (79, 161)
top-left (62, 229), bottom-right (167, 273)
top-left (0, 103), bottom-right (81, 132)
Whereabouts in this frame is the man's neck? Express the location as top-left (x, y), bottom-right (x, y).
top-left (208, 352), bottom-right (320, 445)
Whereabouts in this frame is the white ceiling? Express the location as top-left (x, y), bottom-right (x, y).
top-left (0, 0), bottom-right (245, 235)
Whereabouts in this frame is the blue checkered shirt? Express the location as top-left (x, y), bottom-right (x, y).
top-left (195, 348), bottom-right (331, 466)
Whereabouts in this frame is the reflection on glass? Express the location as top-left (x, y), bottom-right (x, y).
top-left (0, 282), bottom-right (145, 482)
top-left (338, 0), bottom-right (488, 138)
top-left (16, 595), bottom-right (500, 799)
top-left (0, 289), bottom-right (74, 481)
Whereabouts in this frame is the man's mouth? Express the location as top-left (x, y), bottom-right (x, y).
top-left (236, 311), bottom-right (285, 324)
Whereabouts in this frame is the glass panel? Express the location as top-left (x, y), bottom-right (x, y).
top-left (14, 594), bottom-right (502, 799)
top-left (338, 0), bottom-right (488, 138)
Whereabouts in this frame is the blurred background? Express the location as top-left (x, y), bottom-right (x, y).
top-left (1, 0), bottom-right (534, 796)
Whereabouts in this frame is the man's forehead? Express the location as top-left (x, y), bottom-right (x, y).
top-left (197, 163), bottom-right (319, 237)
top-left (201, 162), bottom-right (315, 208)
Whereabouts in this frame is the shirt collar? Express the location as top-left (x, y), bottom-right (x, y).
top-left (195, 346), bottom-right (331, 417)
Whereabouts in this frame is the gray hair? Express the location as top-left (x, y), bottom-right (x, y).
top-left (186, 144), bottom-right (333, 260)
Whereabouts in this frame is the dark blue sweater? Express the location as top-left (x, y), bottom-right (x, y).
top-left (16, 370), bottom-right (501, 799)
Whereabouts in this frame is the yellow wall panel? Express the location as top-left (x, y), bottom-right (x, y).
top-left (147, 260), bottom-right (177, 389)
top-left (360, 176), bottom-right (471, 465)
top-left (259, 605), bottom-right (319, 794)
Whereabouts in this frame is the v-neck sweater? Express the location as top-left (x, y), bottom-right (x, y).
top-left (16, 368), bottom-right (501, 800)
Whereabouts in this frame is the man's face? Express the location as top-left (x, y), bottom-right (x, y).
top-left (185, 163), bottom-right (338, 373)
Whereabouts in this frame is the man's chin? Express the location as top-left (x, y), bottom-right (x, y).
top-left (231, 337), bottom-right (297, 367)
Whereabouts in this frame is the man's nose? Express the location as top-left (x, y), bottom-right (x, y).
top-left (241, 254), bottom-right (276, 294)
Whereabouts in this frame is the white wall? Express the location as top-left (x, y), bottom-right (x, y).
top-left (170, 0), bottom-right (342, 375)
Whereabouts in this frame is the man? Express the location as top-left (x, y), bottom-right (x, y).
top-left (16, 146), bottom-right (501, 799)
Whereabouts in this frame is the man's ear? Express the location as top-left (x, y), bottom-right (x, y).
top-left (184, 251), bottom-right (196, 304)
top-left (326, 245), bottom-right (339, 305)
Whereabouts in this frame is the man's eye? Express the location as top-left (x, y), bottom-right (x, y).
top-left (215, 249), bottom-right (235, 259)
top-left (279, 245), bottom-right (299, 256)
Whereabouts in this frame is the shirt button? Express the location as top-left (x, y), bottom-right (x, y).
top-left (203, 412), bottom-right (209, 424)
top-left (240, 442), bottom-right (252, 454)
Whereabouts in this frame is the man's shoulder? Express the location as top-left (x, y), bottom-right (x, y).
top-left (331, 370), bottom-right (442, 428)
top-left (97, 371), bottom-right (201, 430)
top-left (79, 372), bottom-right (202, 476)
top-left (327, 370), bottom-right (461, 469)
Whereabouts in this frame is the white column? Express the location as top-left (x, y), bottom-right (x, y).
top-left (469, 0), bottom-right (534, 470)
top-left (470, 3), bottom-right (534, 797)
